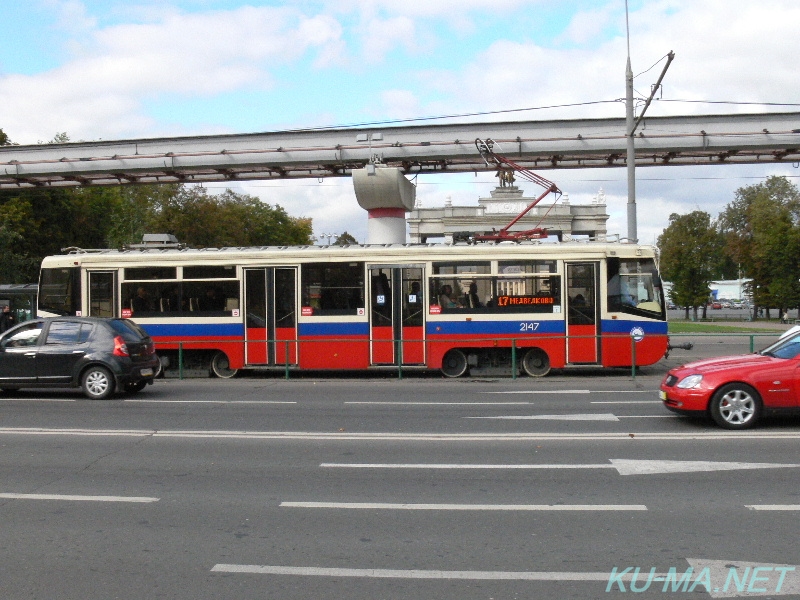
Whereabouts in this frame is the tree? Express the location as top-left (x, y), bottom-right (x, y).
top-left (657, 211), bottom-right (723, 320)
top-left (334, 231), bottom-right (359, 245)
top-left (147, 186), bottom-right (313, 247)
top-left (105, 184), bottom-right (182, 248)
top-left (719, 176), bottom-right (800, 318)
top-left (0, 129), bottom-right (9, 146)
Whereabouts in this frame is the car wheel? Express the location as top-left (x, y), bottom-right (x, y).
top-left (81, 366), bottom-right (115, 400)
top-left (709, 383), bottom-right (761, 429)
top-left (124, 380), bottom-right (148, 394)
top-left (441, 349), bottom-right (468, 378)
top-left (522, 348), bottom-right (550, 377)
top-left (211, 351), bottom-right (238, 379)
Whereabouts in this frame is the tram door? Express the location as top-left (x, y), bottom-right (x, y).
top-left (566, 262), bottom-right (600, 364)
top-left (369, 266), bottom-right (425, 365)
top-left (87, 271), bottom-right (117, 317)
top-left (244, 268), bottom-right (298, 365)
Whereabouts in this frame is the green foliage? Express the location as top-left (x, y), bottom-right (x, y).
top-left (146, 187), bottom-right (313, 247)
top-left (0, 225), bottom-right (40, 283)
top-left (657, 211), bottom-right (723, 311)
top-left (0, 181), bottom-right (313, 283)
top-left (718, 176), bottom-right (800, 312)
top-left (334, 231), bottom-right (359, 245)
top-left (0, 129), bottom-right (9, 146)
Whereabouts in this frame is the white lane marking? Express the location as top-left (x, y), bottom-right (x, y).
top-left (210, 564), bottom-right (649, 580)
top-left (280, 501), bottom-right (647, 511)
top-left (686, 558), bottom-right (800, 598)
top-left (0, 398), bottom-right (77, 402)
top-left (344, 402), bottom-right (532, 405)
top-left (321, 460), bottom-right (800, 476)
top-left (483, 390), bottom-right (656, 395)
top-left (616, 415), bottom-right (674, 418)
top-left (320, 463), bottom-right (616, 470)
top-left (0, 493), bottom-right (159, 503)
top-left (589, 390), bottom-right (658, 394)
top-left (609, 459), bottom-right (800, 475)
top-left (746, 505), bottom-right (800, 511)
top-left (592, 400), bottom-right (662, 404)
top-left (3, 428), bottom-right (800, 441)
top-left (483, 390), bottom-right (590, 394)
top-left (124, 400), bottom-right (295, 404)
top-left (466, 413), bottom-right (619, 421)
top-left (212, 561), bottom-right (800, 596)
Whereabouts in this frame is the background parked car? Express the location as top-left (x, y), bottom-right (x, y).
top-left (0, 317), bottom-right (159, 399)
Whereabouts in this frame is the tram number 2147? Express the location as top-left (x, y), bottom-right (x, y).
top-left (519, 322), bottom-right (540, 332)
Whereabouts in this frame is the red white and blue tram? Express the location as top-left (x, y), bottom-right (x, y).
top-left (38, 241), bottom-right (667, 377)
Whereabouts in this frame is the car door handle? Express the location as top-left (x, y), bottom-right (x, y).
top-left (72, 350), bottom-right (85, 355)
top-left (24, 352), bottom-right (36, 357)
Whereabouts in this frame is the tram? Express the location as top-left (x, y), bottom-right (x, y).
top-left (37, 240), bottom-right (668, 377)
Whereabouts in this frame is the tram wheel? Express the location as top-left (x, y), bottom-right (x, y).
top-left (522, 348), bottom-right (550, 377)
top-left (441, 349), bottom-right (468, 378)
top-left (210, 351), bottom-right (238, 379)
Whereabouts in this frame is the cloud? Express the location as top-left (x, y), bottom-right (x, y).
top-left (360, 16), bottom-right (417, 64)
top-left (42, 0), bottom-right (97, 35)
top-left (0, 5), bottom-right (344, 142)
top-left (558, 5), bottom-right (616, 46)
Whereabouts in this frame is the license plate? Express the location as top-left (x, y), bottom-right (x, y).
top-left (140, 368), bottom-right (154, 377)
top-left (659, 390), bottom-right (667, 400)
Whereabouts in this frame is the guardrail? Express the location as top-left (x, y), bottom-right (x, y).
top-left (156, 330), bottom-right (786, 382)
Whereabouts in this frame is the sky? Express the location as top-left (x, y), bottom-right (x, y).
top-left (1, 0), bottom-right (799, 245)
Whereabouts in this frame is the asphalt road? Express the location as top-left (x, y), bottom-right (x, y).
top-left (2, 368), bottom-right (800, 600)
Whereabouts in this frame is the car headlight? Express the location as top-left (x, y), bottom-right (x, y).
top-left (676, 374), bottom-right (703, 389)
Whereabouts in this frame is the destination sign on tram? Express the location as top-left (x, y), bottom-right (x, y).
top-left (496, 295), bottom-right (555, 306)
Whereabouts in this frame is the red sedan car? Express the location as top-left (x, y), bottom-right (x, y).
top-left (660, 331), bottom-right (800, 429)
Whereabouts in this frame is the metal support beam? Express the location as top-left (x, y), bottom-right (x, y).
top-left (1, 113), bottom-right (799, 189)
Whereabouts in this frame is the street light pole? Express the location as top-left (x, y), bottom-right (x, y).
top-left (624, 0), bottom-right (673, 243)
top-left (626, 52), bottom-right (637, 243)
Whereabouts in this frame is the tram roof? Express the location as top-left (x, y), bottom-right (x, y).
top-left (42, 239), bottom-right (656, 266)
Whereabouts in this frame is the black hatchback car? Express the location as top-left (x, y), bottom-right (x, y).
top-left (0, 317), bottom-right (159, 399)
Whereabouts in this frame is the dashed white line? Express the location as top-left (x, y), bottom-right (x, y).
top-left (466, 413), bottom-right (619, 421)
top-left (124, 400), bottom-right (296, 404)
top-left (591, 400), bottom-right (662, 404)
top-left (280, 501), bottom-right (647, 511)
top-left (210, 564), bottom-right (634, 580)
top-left (344, 401), bottom-right (532, 405)
top-left (0, 493), bottom-right (159, 503)
top-left (3, 428), bottom-right (800, 441)
top-left (483, 390), bottom-right (590, 394)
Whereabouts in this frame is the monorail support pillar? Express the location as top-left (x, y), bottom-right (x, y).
top-left (353, 166), bottom-right (416, 244)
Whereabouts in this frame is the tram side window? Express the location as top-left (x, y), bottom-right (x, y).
top-left (39, 267), bottom-right (80, 316)
top-left (498, 260), bottom-right (557, 275)
top-left (431, 262), bottom-right (490, 312)
top-left (182, 280), bottom-right (240, 314)
top-left (494, 260), bottom-right (560, 314)
top-left (607, 258), bottom-right (664, 317)
top-left (301, 262), bottom-right (365, 316)
top-left (121, 280), bottom-right (240, 317)
top-left (429, 273), bottom-right (561, 314)
top-left (492, 275), bottom-right (560, 313)
top-left (124, 267), bottom-right (177, 280)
